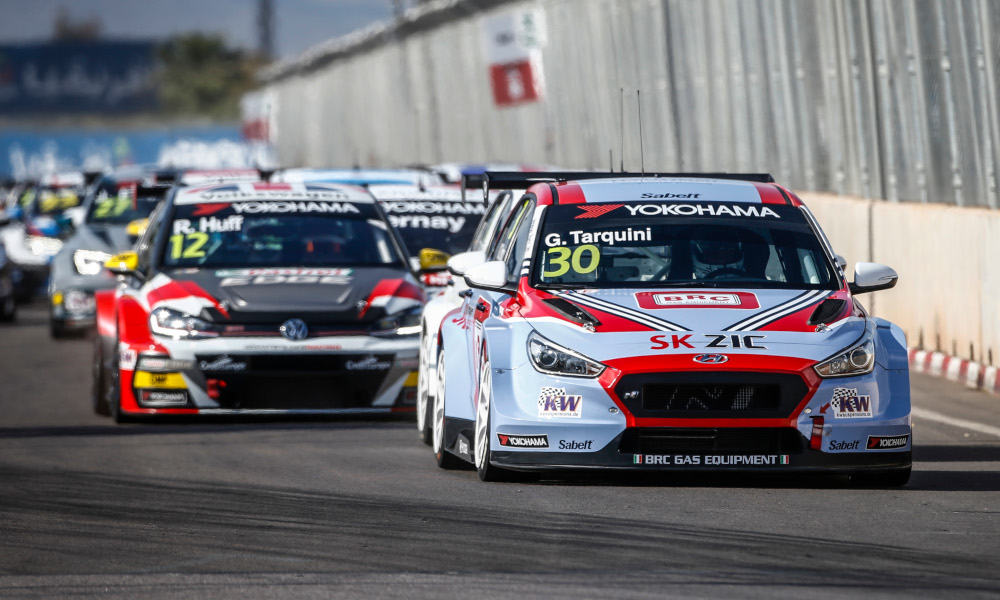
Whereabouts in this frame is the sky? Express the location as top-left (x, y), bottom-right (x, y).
top-left (0, 0), bottom-right (395, 58)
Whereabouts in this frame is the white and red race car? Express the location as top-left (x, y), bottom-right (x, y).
top-left (93, 181), bottom-right (424, 420)
top-left (432, 172), bottom-right (911, 484)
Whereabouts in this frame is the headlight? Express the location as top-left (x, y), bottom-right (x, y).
top-left (26, 235), bottom-right (62, 257)
top-left (371, 305), bottom-right (423, 337)
top-left (149, 306), bottom-right (219, 339)
top-left (63, 289), bottom-right (94, 313)
top-left (527, 331), bottom-right (605, 378)
top-left (814, 334), bottom-right (875, 378)
top-left (73, 249), bottom-right (112, 275)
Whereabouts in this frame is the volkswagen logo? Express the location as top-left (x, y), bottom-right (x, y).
top-left (693, 353), bottom-right (728, 364)
top-left (280, 318), bottom-right (308, 341)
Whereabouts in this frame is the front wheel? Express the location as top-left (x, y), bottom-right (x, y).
top-left (433, 347), bottom-right (465, 469)
top-left (416, 326), bottom-right (433, 446)
top-left (474, 354), bottom-right (508, 482)
top-left (0, 293), bottom-right (15, 322)
top-left (91, 336), bottom-right (110, 416)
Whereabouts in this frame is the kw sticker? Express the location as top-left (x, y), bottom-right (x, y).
top-left (537, 387), bottom-right (582, 418)
top-left (831, 388), bottom-right (873, 419)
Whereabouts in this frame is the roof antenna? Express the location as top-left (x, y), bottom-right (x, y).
top-left (619, 87), bottom-right (625, 173)
top-left (637, 89), bottom-right (645, 177)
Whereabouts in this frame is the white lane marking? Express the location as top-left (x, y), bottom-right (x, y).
top-left (911, 407), bottom-right (1000, 438)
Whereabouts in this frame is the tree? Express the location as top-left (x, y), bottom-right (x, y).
top-left (157, 33), bottom-right (263, 120)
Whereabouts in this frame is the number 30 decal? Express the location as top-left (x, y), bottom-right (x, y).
top-left (168, 233), bottom-right (209, 259)
top-left (542, 244), bottom-right (600, 278)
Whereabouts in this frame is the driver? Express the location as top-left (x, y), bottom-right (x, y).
top-left (690, 227), bottom-right (744, 279)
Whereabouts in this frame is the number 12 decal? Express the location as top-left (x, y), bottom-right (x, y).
top-left (168, 232), bottom-right (209, 259)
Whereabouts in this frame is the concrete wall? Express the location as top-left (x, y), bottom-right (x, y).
top-left (804, 192), bottom-right (999, 366)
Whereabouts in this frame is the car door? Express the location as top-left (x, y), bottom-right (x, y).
top-left (465, 194), bottom-right (535, 409)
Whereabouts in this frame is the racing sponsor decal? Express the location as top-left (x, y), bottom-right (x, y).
top-left (172, 215), bottom-right (244, 235)
top-left (230, 200), bottom-right (360, 213)
top-left (558, 440), bottom-right (593, 450)
top-left (388, 214), bottom-right (468, 233)
top-left (830, 388), bottom-right (873, 419)
top-left (497, 433), bottom-right (549, 448)
top-left (198, 356), bottom-right (248, 372)
top-left (635, 291), bottom-right (760, 310)
top-left (544, 227), bottom-right (651, 247)
top-left (119, 344), bottom-right (138, 370)
top-left (421, 272), bottom-right (452, 287)
top-left (537, 387), bottom-right (582, 418)
top-left (219, 273), bottom-right (352, 286)
top-left (723, 290), bottom-right (828, 331)
top-left (555, 290), bottom-right (688, 332)
top-left (650, 334), bottom-right (767, 350)
top-left (622, 203), bottom-right (781, 218)
top-left (575, 204), bottom-right (624, 219)
top-left (199, 189), bottom-right (354, 203)
top-left (216, 268), bottom-right (353, 277)
top-left (867, 434), bottom-right (910, 450)
top-left (827, 440), bottom-right (861, 451)
top-left (345, 356), bottom-right (392, 371)
top-left (633, 454), bottom-right (791, 465)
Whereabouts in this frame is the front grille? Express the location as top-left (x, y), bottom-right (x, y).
top-left (616, 372), bottom-right (808, 418)
top-left (643, 383), bottom-right (780, 412)
top-left (620, 427), bottom-right (804, 455)
top-left (196, 353), bottom-right (394, 410)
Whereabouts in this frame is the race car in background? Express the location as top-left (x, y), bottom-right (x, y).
top-left (0, 172), bottom-right (87, 300)
top-left (0, 211), bottom-right (16, 321)
top-left (93, 181), bottom-right (424, 421)
top-left (272, 167), bottom-right (443, 188)
top-left (432, 172), bottom-right (911, 484)
top-left (367, 183), bottom-right (502, 294)
top-left (49, 168), bottom-right (263, 338)
top-left (413, 187), bottom-right (523, 443)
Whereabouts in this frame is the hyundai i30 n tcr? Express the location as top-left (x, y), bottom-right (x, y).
top-left (93, 181), bottom-right (424, 421)
top-left (433, 172), bottom-right (910, 484)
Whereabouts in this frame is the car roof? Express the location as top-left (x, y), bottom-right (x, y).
top-left (273, 168), bottom-right (442, 187)
top-left (173, 182), bottom-right (375, 205)
top-left (542, 177), bottom-right (798, 206)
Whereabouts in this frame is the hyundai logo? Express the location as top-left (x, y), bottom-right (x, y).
top-left (280, 318), bottom-right (308, 341)
top-left (693, 353), bottom-right (728, 364)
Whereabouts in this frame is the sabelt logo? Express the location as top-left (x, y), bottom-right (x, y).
top-left (497, 433), bottom-right (549, 448)
top-left (867, 434), bottom-right (910, 450)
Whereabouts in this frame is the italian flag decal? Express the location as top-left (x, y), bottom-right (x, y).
top-left (780, 455), bottom-right (790, 465)
top-left (633, 455), bottom-right (643, 464)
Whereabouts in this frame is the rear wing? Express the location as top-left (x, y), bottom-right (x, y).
top-left (482, 171), bottom-right (775, 201)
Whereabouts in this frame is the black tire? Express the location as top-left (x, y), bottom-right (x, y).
top-left (91, 336), bottom-right (110, 416)
top-left (50, 318), bottom-right (68, 339)
top-left (0, 294), bottom-right (15, 322)
top-left (108, 359), bottom-right (131, 424)
top-left (850, 466), bottom-right (911, 487)
top-left (433, 346), bottom-right (466, 470)
top-left (416, 325), bottom-right (433, 446)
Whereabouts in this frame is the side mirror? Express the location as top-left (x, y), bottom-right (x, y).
top-left (126, 218), bottom-right (149, 241)
top-left (419, 248), bottom-right (450, 272)
top-left (446, 250), bottom-right (486, 276)
top-left (463, 260), bottom-right (515, 294)
top-left (849, 262), bottom-right (897, 294)
top-left (105, 251), bottom-right (140, 276)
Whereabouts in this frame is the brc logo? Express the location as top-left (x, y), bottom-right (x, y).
top-left (635, 291), bottom-right (759, 310)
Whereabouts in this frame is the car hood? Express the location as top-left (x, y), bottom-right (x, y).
top-left (147, 266), bottom-right (424, 325)
top-left (522, 287), bottom-right (862, 363)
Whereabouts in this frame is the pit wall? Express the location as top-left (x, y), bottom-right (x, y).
top-left (802, 193), bottom-right (1000, 368)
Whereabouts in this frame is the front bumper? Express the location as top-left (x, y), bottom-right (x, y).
top-left (117, 335), bottom-right (421, 416)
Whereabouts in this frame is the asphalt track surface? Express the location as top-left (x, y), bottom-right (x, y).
top-left (1, 304), bottom-right (999, 599)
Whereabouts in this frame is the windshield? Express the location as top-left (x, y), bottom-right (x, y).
top-left (23, 186), bottom-right (84, 216)
top-left (86, 181), bottom-right (169, 225)
top-left (378, 194), bottom-right (487, 257)
top-left (533, 201), bottom-right (838, 290)
top-left (161, 201), bottom-right (403, 269)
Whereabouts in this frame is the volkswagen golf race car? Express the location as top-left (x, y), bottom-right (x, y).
top-left (92, 181), bottom-right (424, 421)
top-left (433, 172), bottom-right (911, 484)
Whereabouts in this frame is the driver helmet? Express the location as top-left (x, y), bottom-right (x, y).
top-left (691, 228), bottom-right (744, 279)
